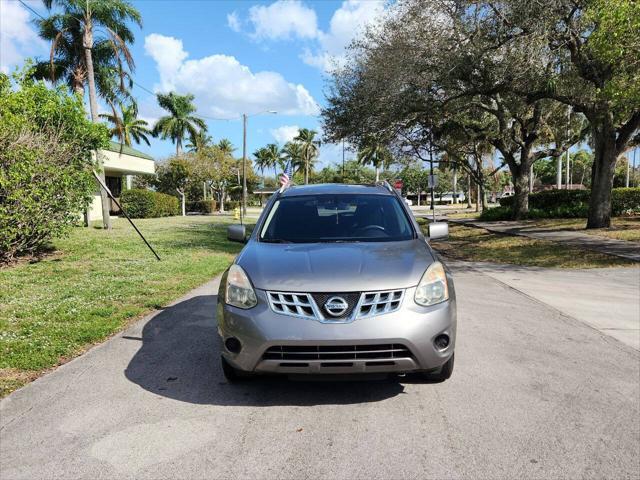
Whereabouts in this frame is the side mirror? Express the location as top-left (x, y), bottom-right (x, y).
top-left (227, 224), bottom-right (247, 243)
top-left (428, 222), bottom-right (448, 241)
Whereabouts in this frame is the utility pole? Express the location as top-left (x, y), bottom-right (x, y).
top-left (625, 151), bottom-right (630, 187)
top-left (529, 164), bottom-right (534, 193)
top-left (242, 113), bottom-right (247, 216)
top-left (429, 131), bottom-right (436, 222)
top-left (342, 139), bottom-right (345, 182)
top-left (240, 110), bottom-right (277, 216)
top-left (564, 108), bottom-right (571, 190)
top-left (634, 148), bottom-right (638, 187)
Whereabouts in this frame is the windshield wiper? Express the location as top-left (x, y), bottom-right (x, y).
top-left (261, 239), bottom-right (293, 244)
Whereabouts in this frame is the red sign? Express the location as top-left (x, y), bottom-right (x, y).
top-left (394, 180), bottom-right (403, 189)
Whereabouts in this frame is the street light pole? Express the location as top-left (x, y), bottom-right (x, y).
top-left (565, 108), bottom-right (571, 190)
top-left (241, 110), bottom-right (277, 216)
top-left (242, 113), bottom-right (247, 216)
top-left (342, 139), bottom-right (345, 182)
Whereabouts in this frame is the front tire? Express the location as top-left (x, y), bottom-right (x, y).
top-left (221, 356), bottom-right (244, 382)
top-left (422, 353), bottom-right (454, 382)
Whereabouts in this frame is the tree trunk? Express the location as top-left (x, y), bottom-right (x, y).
top-left (305, 158), bottom-right (309, 184)
top-left (466, 174), bottom-right (472, 208)
top-left (219, 187), bottom-right (225, 213)
top-left (512, 166), bottom-right (530, 220)
top-left (475, 182), bottom-right (480, 212)
top-left (587, 130), bottom-right (617, 228)
top-left (176, 189), bottom-right (186, 216)
top-left (83, 21), bottom-right (111, 230)
top-left (375, 166), bottom-right (380, 182)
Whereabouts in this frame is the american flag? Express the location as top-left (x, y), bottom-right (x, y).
top-left (279, 162), bottom-right (292, 187)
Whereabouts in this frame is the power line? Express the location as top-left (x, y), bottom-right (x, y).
top-left (18, 0), bottom-right (45, 19)
top-left (19, 0), bottom-right (244, 124)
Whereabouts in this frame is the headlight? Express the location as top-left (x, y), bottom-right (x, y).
top-left (414, 261), bottom-right (449, 306)
top-left (226, 264), bottom-right (257, 309)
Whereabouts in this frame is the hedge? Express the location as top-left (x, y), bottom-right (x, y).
top-left (1, 71), bottom-right (108, 263)
top-left (187, 200), bottom-right (217, 213)
top-left (498, 188), bottom-right (640, 216)
top-left (120, 189), bottom-right (180, 218)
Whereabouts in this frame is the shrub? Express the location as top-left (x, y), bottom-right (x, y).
top-left (497, 188), bottom-right (639, 217)
top-left (187, 199), bottom-right (217, 213)
top-left (612, 188), bottom-right (640, 216)
top-left (120, 189), bottom-right (179, 218)
top-left (479, 206), bottom-right (512, 221)
top-left (0, 71), bottom-right (108, 263)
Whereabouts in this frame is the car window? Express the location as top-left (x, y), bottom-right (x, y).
top-left (260, 194), bottom-right (414, 243)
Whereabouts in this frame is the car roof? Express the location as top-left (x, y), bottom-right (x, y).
top-left (279, 183), bottom-right (393, 197)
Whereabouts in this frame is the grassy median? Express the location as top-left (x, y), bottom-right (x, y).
top-left (419, 220), bottom-right (634, 268)
top-left (0, 216), bottom-right (246, 396)
top-left (521, 217), bottom-right (640, 242)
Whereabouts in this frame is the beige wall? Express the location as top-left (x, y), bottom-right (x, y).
top-left (87, 149), bottom-right (155, 222)
top-left (97, 149), bottom-right (155, 175)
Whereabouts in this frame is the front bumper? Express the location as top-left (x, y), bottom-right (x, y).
top-left (217, 287), bottom-right (456, 375)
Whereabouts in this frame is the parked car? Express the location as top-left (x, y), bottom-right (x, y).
top-left (219, 183), bottom-right (456, 382)
top-left (439, 192), bottom-right (466, 204)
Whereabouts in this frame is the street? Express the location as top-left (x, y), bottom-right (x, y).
top-left (1, 263), bottom-right (639, 479)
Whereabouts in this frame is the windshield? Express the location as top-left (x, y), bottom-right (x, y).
top-left (260, 194), bottom-right (415, 243)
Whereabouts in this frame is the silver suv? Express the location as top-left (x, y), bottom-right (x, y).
top-left (218, 183), bottom-right (456, 382)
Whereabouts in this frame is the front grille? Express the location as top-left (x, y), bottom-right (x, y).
top-left (311, 292), bottom-right (361, 320)
top-left (267, 289), bottom-right (405, 322)
top-left (268, 292), bottom-right (318, 319)
top-left (263, 344), bottom-right (413, 361)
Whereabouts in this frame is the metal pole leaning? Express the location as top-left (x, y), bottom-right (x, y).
top-left (92, 171), bottom-right (161, 261)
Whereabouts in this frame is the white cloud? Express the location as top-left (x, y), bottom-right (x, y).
top-left (144, 33), bottom-right (319, 118)
top-left (248, 0), bottom-right (318, 40)
top-left (0, 0), bottom-right (47, 73)
top-left (302, 0), bottom-right (385, 72)
top-left (227, 11), bottom-right (241, 33)
top-left (270, 125), bottom-right (300, 144)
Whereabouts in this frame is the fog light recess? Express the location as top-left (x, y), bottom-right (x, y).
top-left (434, 334), bottom-right (450, 350)
top-left (225, 337), bottom-right (242, 354)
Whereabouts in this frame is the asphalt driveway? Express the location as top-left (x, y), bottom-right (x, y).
top-left (1, 264), bottom-right (639, 479)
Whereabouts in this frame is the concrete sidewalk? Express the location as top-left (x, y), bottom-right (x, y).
top-left (449, 219), bottom-right (640, 262)
top-left (452, 261), bottom-right (640, 350)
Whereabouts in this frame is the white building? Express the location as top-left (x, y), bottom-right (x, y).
top-left (87, 141), bottom-right (155, 222)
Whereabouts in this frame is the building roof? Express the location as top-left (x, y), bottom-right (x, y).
top-left (104, 141), bottom-right (154, 161)
top-left (281, 183), bottom-right (392, 197)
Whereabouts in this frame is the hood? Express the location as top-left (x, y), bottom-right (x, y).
top-left (237, 239), bottom-right (434, 292)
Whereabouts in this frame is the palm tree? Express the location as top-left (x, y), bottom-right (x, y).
top-left (152, 92), bottom-right (207, 155)
top-left (33, 17), bottom-right (132, 105)
top-left (40, 0), bottom-right (142, 230)
top-left (282, 142), bottom-right (305, 179)
top-left (217, 138), bottom-right (236, 156)
top-left (253, 147), bottom-right (271, 185)
top-left (186, 130), bottom-right (213, 152)
top-left (99, 103), bottom-right (152, 147)
top-left (293, 128), bottom-right (320, 184)
top-left (265, 143), bottom-right (283, 181)
top-left (357, 136), bottom-right (393, 182)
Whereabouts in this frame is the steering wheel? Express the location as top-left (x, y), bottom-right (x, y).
top-left (360, 225), bottom-right (386, 232)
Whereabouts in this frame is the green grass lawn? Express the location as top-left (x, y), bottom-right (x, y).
top-left (417, 219), bottom-right (634, 268)
top-left (0, 216), bottom-right (247, 396)
top-left (523, 217), bottom-right (640, 242)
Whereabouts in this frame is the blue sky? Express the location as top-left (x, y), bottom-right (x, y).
top-left (0, 0), bottom-right (386, 166)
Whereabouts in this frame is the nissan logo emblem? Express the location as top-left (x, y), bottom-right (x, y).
top-left (324, 296), bottom-right (349, 317)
